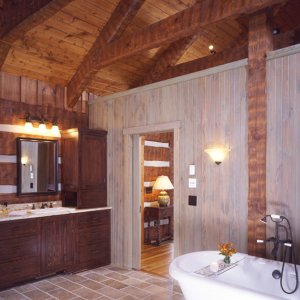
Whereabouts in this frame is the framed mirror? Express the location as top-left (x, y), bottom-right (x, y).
top-left (17, 137), bottom-right (58, 196)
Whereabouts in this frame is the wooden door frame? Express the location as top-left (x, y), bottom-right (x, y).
top-left (123, 121), bottom-right (181, 270)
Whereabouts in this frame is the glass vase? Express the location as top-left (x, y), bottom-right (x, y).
top-left (224, 255), bottom-right (231, 265)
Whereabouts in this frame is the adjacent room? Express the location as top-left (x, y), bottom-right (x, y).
top-left (0, 0), bottom-right (300, 299)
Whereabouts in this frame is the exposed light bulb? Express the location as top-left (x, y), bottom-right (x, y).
top-left (209, 45), bottom-right (214, 50)
top-left (24, 121), bottom-right (33, 132)
top-left (38, 123), bottom-right (46, 133)
top-left (51, 125), bottom-right (59, 135)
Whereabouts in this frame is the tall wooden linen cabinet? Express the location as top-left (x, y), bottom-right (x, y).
top-left (61, 128), bottom-right (107, 208)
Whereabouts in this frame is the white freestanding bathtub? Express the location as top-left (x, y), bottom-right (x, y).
top-left (169, 251), bottom-right (300, 300)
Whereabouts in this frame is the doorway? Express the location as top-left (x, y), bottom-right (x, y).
top-left (122, 121), bottom-right (180, 271)
top-left (141, 132), bottom-right (174, 278)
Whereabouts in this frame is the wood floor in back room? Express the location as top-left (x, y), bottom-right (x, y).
top-left (141, 241), bottom-right (174, 279)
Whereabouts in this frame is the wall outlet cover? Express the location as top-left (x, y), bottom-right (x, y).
top-left (189, 178), bottom-right (196, 188)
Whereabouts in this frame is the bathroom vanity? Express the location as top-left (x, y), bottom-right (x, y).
top-left (0, 208), bottom-right (111, 288)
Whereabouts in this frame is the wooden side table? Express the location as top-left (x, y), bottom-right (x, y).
top-left (144, 205), bottom-right (173, 246)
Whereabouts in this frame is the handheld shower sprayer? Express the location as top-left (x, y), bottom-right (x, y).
top-left (257, 214), bottom-right (298, 294)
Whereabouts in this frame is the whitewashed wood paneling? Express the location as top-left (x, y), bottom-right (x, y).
top-left (267, 52), bottom-right (300, 264)
top-left (90, 66), bottom-right (249, 268)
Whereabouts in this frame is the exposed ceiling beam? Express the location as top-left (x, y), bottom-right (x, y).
top-left (136, 32), bottom-right (203, 87)
top-left (136, 0), bottom-right (205, 87)
top-left (67, 0), bottom-right (146, 108)
top-left (93, 0), bottom-right (284, 70)
top-left (151, 42), bottom-right (248, 84)
top-left (0, 0), bottom-right (73, 68)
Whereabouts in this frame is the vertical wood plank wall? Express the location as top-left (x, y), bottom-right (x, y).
top-left (267, 52), bottom-right (300, 264)
top-left (90, 66), bottom-right (249, 268)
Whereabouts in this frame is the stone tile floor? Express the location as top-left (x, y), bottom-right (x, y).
top-left (0, 265), bottom-right (185, 300)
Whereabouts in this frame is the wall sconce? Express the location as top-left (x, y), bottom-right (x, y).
top-left (209, 45), bottom-right (216, 54)
top-left (204, 149), bottom-right (231, 165)
top-left (20, 114), bottom-right (59, 134)
top-left (21, 156), bottom-right (28, 165)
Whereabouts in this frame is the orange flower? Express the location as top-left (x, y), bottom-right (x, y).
top-left (218, 243), bottom-right (237, 257)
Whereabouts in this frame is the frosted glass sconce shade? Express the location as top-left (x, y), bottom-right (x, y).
top-left (51, 125), bottom-right (59, 134)
top-left (24, 121), bottom-right (33, 132)
top-left (38, 123), bottom-right (46, 133)
top-left (204, 149), bottom-right (231, 165)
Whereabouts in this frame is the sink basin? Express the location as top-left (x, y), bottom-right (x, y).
top-left (29, 207), bottom-right (76, 214)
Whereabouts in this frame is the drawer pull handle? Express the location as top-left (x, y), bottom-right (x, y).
top-left (13, 246), bottom-right (21, 250)
top-left (92, 217), bottom-right (98, 220)
top-left (92, 232), bottom-right (98, 235)
top-left (13, 269), bottom-right (22, 273)
top-left (92, 250), bottom-right (98, 254)
top-left (13, 227), bottom-right (21, 231)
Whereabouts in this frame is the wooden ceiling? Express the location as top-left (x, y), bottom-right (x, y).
top-left (1, 0), bottom-right (300, 106)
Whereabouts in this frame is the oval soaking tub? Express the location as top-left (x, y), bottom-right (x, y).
top-left (169, 251), bottom-right (300, 300)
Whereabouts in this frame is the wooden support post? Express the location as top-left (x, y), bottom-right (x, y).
top-left (248, 8), bottom-right (273, 257)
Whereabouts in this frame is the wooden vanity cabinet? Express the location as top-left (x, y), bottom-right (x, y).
top-left (40, 214), bottom-right (75, 275)
top-left (0, 209), bottom-right (110, 289)
top-left (0, 219), bottom-right (38, 287)
top-left (61, 128), bottom-right (107, 209)
top-left (75, 210), bottom-right (110, 271)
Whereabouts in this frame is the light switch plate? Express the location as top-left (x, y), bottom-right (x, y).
top-left (30, 165), bottom-right (33, 171)
top-left (189, 178), bottom-right (196, 188)
top-left (189, 165), bottom-right (195, 175)
top-left (30, 173), bottom-right (33, 179)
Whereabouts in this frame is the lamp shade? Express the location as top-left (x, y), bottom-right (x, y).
top-left (204, 149), bottom-right (231, 164)
top-left (152, 175), bottom-right (174, 190)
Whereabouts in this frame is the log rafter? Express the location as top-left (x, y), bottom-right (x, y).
top-left (92, 0), bottom-right (284, 71)
top-left (66, 0), bottom-right (146, 108)
top-left (0, 0), bottom-right (73, 69)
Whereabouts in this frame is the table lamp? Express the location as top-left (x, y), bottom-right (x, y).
top-left (153, 175), bottom-right (174, 207)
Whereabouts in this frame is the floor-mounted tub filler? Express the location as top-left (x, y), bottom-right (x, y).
top-left (169, 251), bottom-right (300, 300)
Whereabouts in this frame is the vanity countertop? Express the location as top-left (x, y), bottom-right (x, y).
top-left (0, 206), bottom-right (112, 222)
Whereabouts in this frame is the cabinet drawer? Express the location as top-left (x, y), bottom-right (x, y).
top-left (0, 235), bottom-right (37, 261)
top-left (78, 210), bottom-right (109, 228)
top-left (0, 256), bottom-right (37, 287)
top-left (78, 241), bottom-right (109, 264)
top-left (0, 219), bottom-right (37, 240)
top-left (78, 224), bottom-right (109, 245)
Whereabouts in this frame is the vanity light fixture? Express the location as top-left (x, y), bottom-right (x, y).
top-left (51, 118), bottom-right (59, 135)
top-left (38, 116), bottom-right (47, 133)
top-left (20, 114), bottom-right (59, 134)
top-left (24, 114), bottom-right (33, 132)
top-left (204, 149), bottom-right (231, 165)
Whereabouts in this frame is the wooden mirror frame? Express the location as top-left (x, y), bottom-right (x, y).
top-left (17, 137), bottom-right (58, 197)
